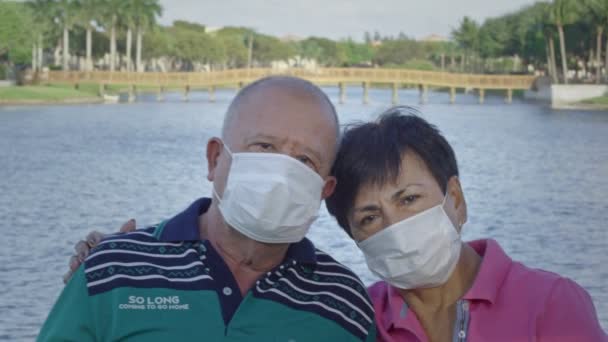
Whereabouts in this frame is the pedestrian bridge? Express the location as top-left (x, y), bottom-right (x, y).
top-left (46, 68), bottom-right (537, 104)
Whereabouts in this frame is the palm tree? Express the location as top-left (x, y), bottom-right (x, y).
top-left (540, 3), bottom-right (559, 84)
top-left (50, 0), bottom-right (78, 71)
top-left (27, 0), bottom-right (53, 72)
top-left (120, 2), bottom-right (138, 72)
top-left (584, 0), bottom-right (608, 83)
top-left (121, 0), bottom-right (163, 72)
top-left (549, 0), bottom-right (579, 84)
top-left (97, 0), bottom-right (123, 71)
top-left (74, 0), bottom-right (101, 71)
top-left (130, 0), bottom-right (163, 72)
top-left (544, 27), bottom-right (559, 84)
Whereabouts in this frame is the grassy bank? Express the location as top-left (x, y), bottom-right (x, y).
top-left (0, 84), bottom-right (102, 104)
top-left (581, 96), bottom-right (608, 105)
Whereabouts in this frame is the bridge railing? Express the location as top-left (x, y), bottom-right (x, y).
top-left (47, 68), bottom-right (537, 90)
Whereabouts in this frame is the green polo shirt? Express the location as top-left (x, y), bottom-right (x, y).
top-left (38, 198), bottom-right (376, 341)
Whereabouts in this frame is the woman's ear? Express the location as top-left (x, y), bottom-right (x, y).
top-left (447, 176), bottom-right (467, 230)
top-left (206, 137), bottom-right (223, 182)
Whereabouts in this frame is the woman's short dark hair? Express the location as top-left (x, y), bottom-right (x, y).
top-left (325, 107), bottom-right (459, 237)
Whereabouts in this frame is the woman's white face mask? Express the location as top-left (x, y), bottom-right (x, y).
top-left (213, 142), bottom-right (324, 244)
top-left (357, 195), bottom-right (462, 289)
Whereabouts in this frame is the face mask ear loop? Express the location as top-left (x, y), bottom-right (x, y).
top-left (221, 140), bottom-right (233, 157)
top-left (212, 186), bottom-right (223, 204)
top-left (442, 191), bottom-right (449, 207)
top-left (213, 140), bottom-right (233, 204)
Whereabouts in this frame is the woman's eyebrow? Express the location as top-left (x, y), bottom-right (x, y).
top-left (390, 184), bottom-right (423, 202)
top-left (353, 204), bottom-right (380, 213)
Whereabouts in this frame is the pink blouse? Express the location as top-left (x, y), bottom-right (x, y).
top-left (368, 239), bottom-right (607, 342)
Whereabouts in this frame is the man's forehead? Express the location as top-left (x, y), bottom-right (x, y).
top-left (223, 77), bottom-right (338, 137)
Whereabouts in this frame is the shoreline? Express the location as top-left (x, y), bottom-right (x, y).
top-left (553, 103), bottom-right (608, 111)
top-left (0, 97), bottom-right (104, 106)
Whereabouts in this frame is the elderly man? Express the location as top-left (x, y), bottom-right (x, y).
top-left (38, 76), bottom-right (376, 341)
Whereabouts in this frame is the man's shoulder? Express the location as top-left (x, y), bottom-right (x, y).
top-left (312, 248), bottom-right (369, 291)
top-left (86, 224), bottom-right (194, 260)
top-left (310, 248), bottom-right (375, 322)
top-left (253, 247), bottom-right (375, 340)
top-left (83, 224), bottom-right (207, 296)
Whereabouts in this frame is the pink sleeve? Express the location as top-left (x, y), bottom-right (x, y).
top-left (537, 278), bottom-right (607, 341)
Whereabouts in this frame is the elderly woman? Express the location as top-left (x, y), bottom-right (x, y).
top-left (325, 108), bottom-right (606, 342)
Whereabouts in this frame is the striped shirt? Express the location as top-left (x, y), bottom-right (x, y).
top-left (38, 198), bottom-right (376, 341)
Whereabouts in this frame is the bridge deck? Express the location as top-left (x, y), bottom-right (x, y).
top-left (47, 68), bottom-right (536, 90)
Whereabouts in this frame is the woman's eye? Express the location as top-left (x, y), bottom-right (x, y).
top-left (401, 195), bottom-right (420, 205)
top-left (359, 215), bottom-right (377, 227)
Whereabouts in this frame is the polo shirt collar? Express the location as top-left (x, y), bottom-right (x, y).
top-left (383, 239), bottom-right (513, 330)
top-left (158, 197), bottom-right (317, 265)
top-left (462, 238), bottom-right (513, 304)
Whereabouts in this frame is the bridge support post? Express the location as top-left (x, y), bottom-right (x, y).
top-left (157, 86), bottom-right (164, 102)
top-left (98, 83), bottom-right (105, 97)
top-left (479, 89), bottom-right (485, 104)
top-left (362, 82), bottom-right (369, 104)
top-left (183, 85), bottom-right (190, 102)
top-left (392, 83), bottom-right (399, 105)
top-left (339, 82), bottom-right (346, 104)
top-left (128, 84), bottom-right (136, 103)
top-left (506, 89), bottom-right (513, 104)
top-left (209, 86), bottom-right (215, 102)
top-left (450, 87), bottom-right (456, 104)
top-left (419, 84), bottom-right (428, 104)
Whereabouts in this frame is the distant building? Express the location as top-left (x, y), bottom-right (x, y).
top-left (280, 34), bottom-right (304, 42)
top-left (205, 26), bottom-right (223, 34)
top-left (419, 34), bottom-right (449, 43)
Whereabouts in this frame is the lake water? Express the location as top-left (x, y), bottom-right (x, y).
top-left (1, 87), bottom-right (607, 340)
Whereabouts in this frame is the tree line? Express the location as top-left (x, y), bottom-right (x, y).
top-left (0, 0), bottom-right (606, 83)
top-left (452, 0), bottom-right (607, 84)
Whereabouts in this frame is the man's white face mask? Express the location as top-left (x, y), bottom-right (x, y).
top-left (357, 195), bottom-right (462, 289)
top-left (213, 142), bottom-right (324, 244)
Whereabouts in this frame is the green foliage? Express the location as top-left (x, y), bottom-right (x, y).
top-left (169, 21), bottom-right (227, 68)
top-left (452, 16), bottom-right (480, 53)
top-left (373, 38), bottom-right (427, 66)
top-left (0, 1), bottom-right (35, 65)
top-left (142, 27), bottom-right (172, 59)
top-left (173, 20), bottom-right (205, 33)
top-left (252, 34), bottom-right (295, 63)
top-left (549, 0), bottom-right (580, 26)
top-left (4, 0), bottom-right (605, 75)
top-left (0, 64), bottom-right (7, 79)
top-left (298, 37), bottom-right (346, 66)
top-left (339, 39), bottom-right (374, 66)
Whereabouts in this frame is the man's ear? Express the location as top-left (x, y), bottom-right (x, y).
top-left (447, 175), bottom-right (467, 228)
top-left (321, 176), bottom-right (337, 200)
top-left (206, 137), bottom-right (223, 182)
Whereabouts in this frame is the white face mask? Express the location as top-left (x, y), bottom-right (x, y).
top-left (213, 143), bottom-right (325, 244)
top-left (357, 196), bottom-right (462, 289)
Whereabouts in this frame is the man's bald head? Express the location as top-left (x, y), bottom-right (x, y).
top-left (221, 76), bottom-right (339, 142)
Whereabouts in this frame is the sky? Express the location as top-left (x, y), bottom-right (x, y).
top-left (158, 0), bottom-right (540, 41)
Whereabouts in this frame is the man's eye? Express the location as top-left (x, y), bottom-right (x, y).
top-left (252, 143), bottom-right (274, 151)
top-left (296, 155), bottom-right (318, 171)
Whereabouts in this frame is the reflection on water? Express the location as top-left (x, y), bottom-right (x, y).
top-left (1, 87), bottom-right (606, 340)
